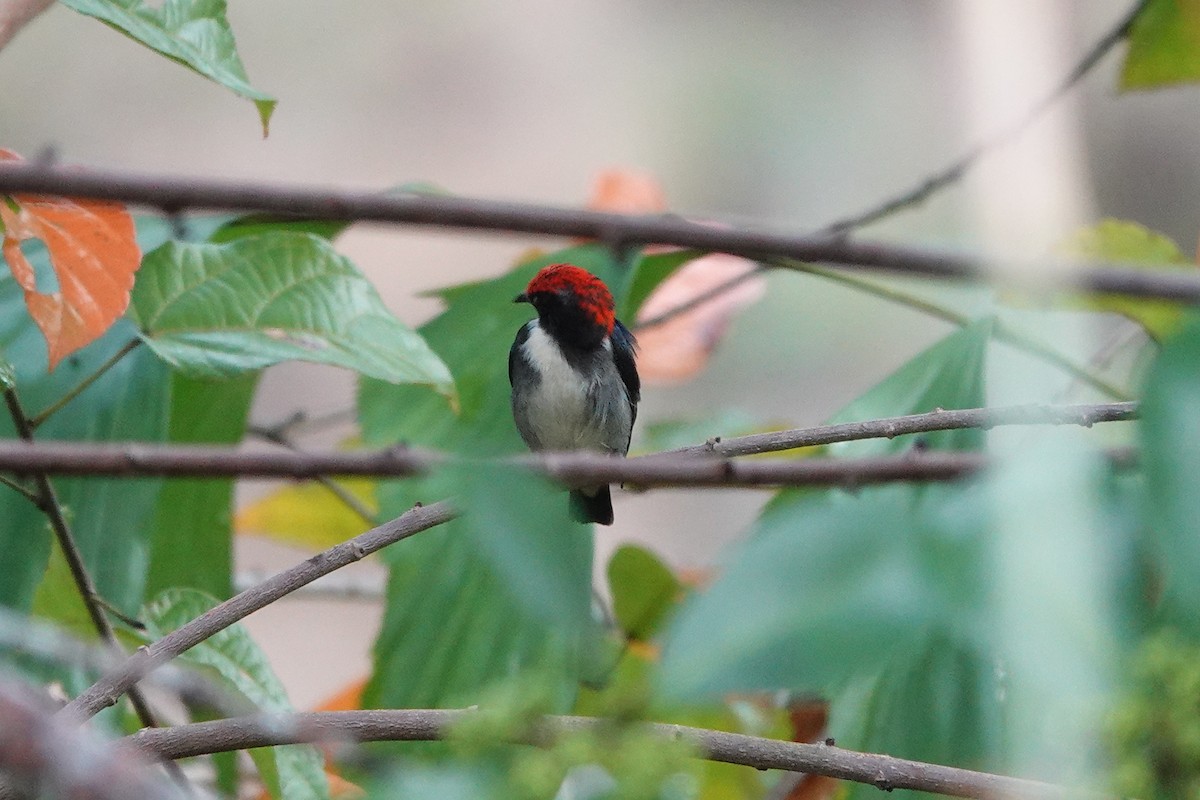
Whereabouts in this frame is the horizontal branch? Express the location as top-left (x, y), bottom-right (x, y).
top-left (60, 500), bottom-right (456, 721)
top-left (127, 709), bottom-right (1102, 800)
top-left (668, 402), bottom-right (1139, 458)
top-left (1, 163), bottom-right (1199, 302)
top-left (0, 402), bottom-right (1137, 486)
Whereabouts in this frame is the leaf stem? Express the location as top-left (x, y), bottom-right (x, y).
top-left (0, 472), bottom-right (41, 506)
top-left (774, 259), bottom-right (1133, 400)
top-left (29, 337), bottom-right (143, 429)
top-left (248, 423), bottom-right (379, 526)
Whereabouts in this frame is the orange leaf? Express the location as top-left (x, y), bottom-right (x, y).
top-left (586, 168), bottom-right (667, 215)
top-left (0, 149), bottom-right (140, 369)
top-left (313, 678), bottom-right (366, 712)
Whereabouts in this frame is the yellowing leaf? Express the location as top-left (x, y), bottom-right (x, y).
top-left (1121, 0), bottom-right (1200, 90)
top-left (1058, 219), bottom-right (1193, 340)
top-left (236, 479), bottom-right (376, 550)
top-left (0, 149), bottom-right (140, 368)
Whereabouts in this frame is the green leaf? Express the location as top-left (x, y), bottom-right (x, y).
top-left (618, 249), bottom-right (704, 320)
top-left (453, 462), bottom-right (592, 629)
top-left (360, 244), bottom-right (620, 711)
top-left (142, 588), bottom-right (330, 800)
top-left (607, 545), bottom-right (681, 640)
top-left (30, 537), bottom-right (96, 638)
top-left (0, 219), bottom-right (180, 613)
top-left (1056, 219), bottom-right (1192, 340)
top-left (58, 0), bottom-right (276, 134)
top-left (659, 483), bottom-right (990, 699)
top-left (833, 631), bottom-right (1004, 800)
top-left (145, 372), bottom-right (258, 600)
top-left (129, 233), bottom-right (455, 399)
top-left (824, 318), bottom-right (993, 457)
top-left (207, 216), bottom-right (351, 244)
top-left (1141, 312), bottom-right (1200, 632)
top-left (1121, 0), bottom-right (1200, 90)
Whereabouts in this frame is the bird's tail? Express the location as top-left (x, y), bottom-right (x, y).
top-left (570, 485), bottom-right (614, 526)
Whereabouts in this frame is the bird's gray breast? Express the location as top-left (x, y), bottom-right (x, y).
top-left (511, 324), bottom-right (633, 454)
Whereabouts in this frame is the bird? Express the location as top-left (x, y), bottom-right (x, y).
top-left (509, 263), bottom-right (640, 525)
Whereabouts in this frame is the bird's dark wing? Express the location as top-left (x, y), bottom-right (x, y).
top-left (610, 320), bottom-right (640, 427)
top-left (508, 320), bottom-right (535, 386)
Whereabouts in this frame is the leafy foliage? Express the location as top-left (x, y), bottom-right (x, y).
top-left (360, 244), bottom-right (620, 712)
top-left (1055, 219), bottom-right (1193, 340)
top-left (129, 233), bottom-right (455, 399)
top-left (0, 149), bottom-right (141, 369)
top-left (142, 588), bottom-right (331, 800)
top-left (1122, 0), bottom-right (1200, 90)
top-left (58, 0), bottom-right (277, 133)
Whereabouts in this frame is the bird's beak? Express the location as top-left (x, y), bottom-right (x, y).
top-left (514, 292), bottom-right (529, 304)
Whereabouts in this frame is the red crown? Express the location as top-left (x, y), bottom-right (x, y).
top-left (526, 264), bottom-right (615, 333)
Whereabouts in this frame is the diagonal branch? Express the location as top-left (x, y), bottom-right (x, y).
top-left (2, 388), bottom-right (189, 792)
top-left (126, 709), bottom-right (1107, 800)
top-left (821, 0), bottom-right (1149, 235)
top-left (52, 402), bottom-right (1138, 721)
top-left (665, 401), bottom-right (1138, 458)
top-left (0, 163), bottom-right (1198, 302)
top-left (59, 500), bottom-right (456, 721)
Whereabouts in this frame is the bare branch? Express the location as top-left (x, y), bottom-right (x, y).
top-left (127, 709), bottom-right (1106, 800)
top-left (248, 423), bottom-right (378, 525)
top-left (821, 0), bottom-right (1149, 234)
top-left (60, 500), bottom-right (456, 721)
top-left (0, 402), bottom-right (1137, 487)
top-left (0, 163), bottom-right (1198, 302)
top-left (666, 402), bottom-right (1138, 458)
top-left (48, 402), bottom-right (1139, 720)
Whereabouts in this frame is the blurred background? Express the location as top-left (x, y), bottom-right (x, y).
top-left (1, 0), bottom-right (1195, 708)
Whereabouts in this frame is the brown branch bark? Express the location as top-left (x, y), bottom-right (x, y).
top-left (666, 402), bottom-right (1139, 458)
top-left (0, 163), bottom-right (1197, 302)
top-left (127, 709), bottom-right (1107, 800)
top-left (820, 0), bottom-right (1148, 234)
top-left (0, 402), bottom-right (1136, 483)
top-left (60, 500), bottom-right (456, 721)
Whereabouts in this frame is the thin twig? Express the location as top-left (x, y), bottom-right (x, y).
top-left (127, 709), bottom-right (1106, 800)
top-left (821, 0), bottom-right (1149, 234)
top-left (0, 471), bottom-right (40, 505)
top-left (665, 402), bottom-right (1139, 458)
top-left (60, 500), bottom-right (456, 720)
top-left (248, 423), bottom-right (378, 525)
top-left (772, 259), bottom-right (1134, 399)
top-left (0, 164), bottom-right (1198, 302)
top-left (29, 338), bottom-right (142, 429)
top-left (637, 1), bottom-right (1151, 337)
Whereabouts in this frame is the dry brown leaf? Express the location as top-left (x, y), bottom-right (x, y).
top-left (0, 149), bottom-right (140, 369)
top-left (635, 254), bottom-right (765, 384)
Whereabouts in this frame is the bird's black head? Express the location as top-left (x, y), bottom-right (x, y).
top-left (516, 264), bottom-right (615, 350)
